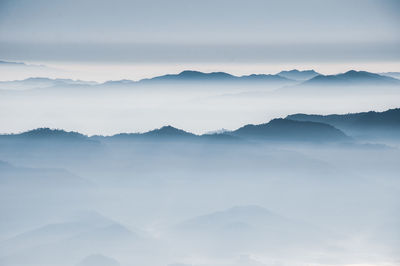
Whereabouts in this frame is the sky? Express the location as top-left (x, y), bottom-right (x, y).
top-left (0, 0), bottom-right (399, 71)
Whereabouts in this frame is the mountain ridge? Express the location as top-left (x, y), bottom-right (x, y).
top-left (286, 108), bottom-right (400, 139)
top-left (300, 70), bottom-right (400, 86)
top-left (2, 107), bottom-right (399, 142)
top-left (2, 69), bottom-right (400, 91)
top-left (231, 118), bottom-right (349, 142)
top-left (277, 69), bottom-right (320, 81)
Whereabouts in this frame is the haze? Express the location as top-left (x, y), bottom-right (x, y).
top-left (0, 1), bottom-right (400, 266)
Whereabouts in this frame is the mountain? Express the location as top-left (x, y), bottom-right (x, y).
top-left (6, 107), bottom-right (400, 143)
top-left (107, 125), bottom-right (197, 140)
top-left (19, 128), bottom-right (87, 139)
top-left (0, 211), bottom-right (137, 266)
top-left (0, 128), bottom-right (100, 155)
top-left (300, 70), bottom-right (400, 87)
top-left (143, 125), bottom-right (195, 137)
top-left (0, 160), bottom-right (89, 187)
top-left (101, 79), bottom-right (136, 87)
top-left (230, 118), bottom-right (349, 142)
top-left (1, 70), bottom-right (296, 90)
top-left (0, 77), bottom-right (97, 90)
top-left (104, 70), bottom-right (295, 87)
top-left (0, 211), bottom-right (115, 254)
top-left (177, 205), bottom-right (289, 230)
top-left (0, 128), bottom-right (94, 143)
top-left (286, 108), bottom-right (400, 138)
top-left (239, 73), bottom-right (293, 82)
top-left (277, 69), bottom-right (320, 81)
top-left (2, 70), bottom-right (399, 91)
top-left (2, 121), bottom-right (350, 143)
top-left (380, 72), bottom-right (400, 80)
top-left (100, 126), bottom-right (240, 143)
top-left (144, 70), bottom-right (236, 82)
top-left (0, 60), bottom-right (26, 66)
top-left (141, 70), bottom-right (294, 83)
top-left (172, 205), bottom-right (331, 252)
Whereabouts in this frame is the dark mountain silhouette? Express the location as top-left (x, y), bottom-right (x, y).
top-left (146, 70), bottom-right (236, 82)
top-left (277, 69), bottom-right (320, 81)
top-left (0, 121), bottom-right (349, 143)
top-left (1, 71), bottom-right (296, 90)
top-left (230, 118), bottom-right (349, 142)
top-left (0, 128), bottom-right (99, 148)
top-left (286, 108), bottom-right (400, 138)
top-left (18, 128), bottom-right (88, 140)
top-left (5, 107), bottom-right (400, 142)
top-left (300, 70), bottom-right (400, 86)
top-left (143, 125), bottom-right (195, 137)
top-left (107, 125), bottom-right (196, 140)
top-left (4, 70), bottom-right (400, 91)
top-left (140, 70), bottom-right (294, 84)
top-left (97, 126), bottom-right (239, 143)
top-left (100, 70), bottom-right (295, 88)
top-left (0, 60), bottom-right (26, 65)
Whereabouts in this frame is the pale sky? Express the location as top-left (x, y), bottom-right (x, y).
top-left (0, 0), bottom-right (399, 66)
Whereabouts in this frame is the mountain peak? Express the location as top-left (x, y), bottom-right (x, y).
top-left (18, 128), bottom-right (88, 140)
top-left (171, 70), bottom-right (235, 80)
top-left (343, 70), bottom-right (375, 76)
top-left (144, 125), bottom-right (195, 137)
top-left (232, 118), bottom-right (349, 142)
top-left (178, 70), bottom-right (204, 76)
top-left (279, 69), bottom-right (317, 74)
top-left (286, 107), bottom-right (400, 139)
top-left (301, 70), bottom-right (400, 86)
top-left (277, 69), bottom-right (320, 81)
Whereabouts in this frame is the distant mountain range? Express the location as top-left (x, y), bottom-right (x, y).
top-left (104, 70), bottom-right (296, 87)
top-left (109, 125), bottom-right (196, 140)
top-left (287, 108), bottom-right (400, 139)
top-left (0, 211), bottom-right (137, 266)
top-left (300, 70), bottom-right (400, 87)
top-left (0, 60), bottom-right (26, 66)
top-left (1, 69), bottom-right (400, 91)
top-left (0, 160), bottom-right (89, 187)
top-left (2, 108), bottom-right (399, 142)
top-left (380, 72), bottom-right (400, 80)
top-left (172, 205), bottom-right (331, 251)
top-left (277, 69), bottom-right (320, 81)
top-left (1, 121), bottom-right (349, 143)
top-left (0, 77), bottom-right (97, 90)
top-left (8, 128), bottom-right (92, 142)
top-left (231, 118), bottom-right (349, 142)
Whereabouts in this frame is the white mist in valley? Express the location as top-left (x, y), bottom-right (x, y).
top-left (1, 67), bottom-right (400, 135)
top-left (1, 69), bottom-right (400, 265)
top-left (1, 131), bottom-right (400, 266)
